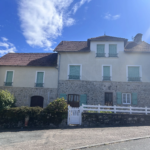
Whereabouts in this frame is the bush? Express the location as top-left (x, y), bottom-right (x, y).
top-left (45, 97), bottom-right (68, 113)
top-left (0, 98), bottom-right (68, 128)
top-left (0, 106), bottom-right (43, 128)
top-left (87, 110), bottom-right (112, 113)
top-left (0, 90), bottom-right (15, 110)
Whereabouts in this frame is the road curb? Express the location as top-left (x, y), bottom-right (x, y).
top-left (66, 136), bottom-right (150, 150)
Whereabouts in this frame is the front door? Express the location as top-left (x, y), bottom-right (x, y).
top-left (105, 92), bottom-right (113, 106)
top-left (68, 94), bottom-right (79, 107)
top-left (30, 96), bottom-right (44, 108)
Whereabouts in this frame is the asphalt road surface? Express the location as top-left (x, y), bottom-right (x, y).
top-left (0, 127), bottom-right (150, 150)
top-left (83, 138), bottom-right (150, 150)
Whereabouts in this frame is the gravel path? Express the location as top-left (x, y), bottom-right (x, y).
top-left (0, 126), bottom-right (150, 150)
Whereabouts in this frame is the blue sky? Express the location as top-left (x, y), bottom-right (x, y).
top-left (0, 0), bottom-right (150, 56)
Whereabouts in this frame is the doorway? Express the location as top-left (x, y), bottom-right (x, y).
top-left (105, 92), bottom-right (113, 106)
top-left (30, 96), bottom-right (44, 108)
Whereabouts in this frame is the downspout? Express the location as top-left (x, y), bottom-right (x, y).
top-left (57, 53), bottom-right (61, 98)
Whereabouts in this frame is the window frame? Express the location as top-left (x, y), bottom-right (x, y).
top-left (4, 70), bottom-right (14, 86)
top-left (35, 71), bottom-right (45, 86)
top-left (109, 44), bottom-right (118, 57)
top-left (96, 44), bottom-right (105, 57)
top-left (102, 65), bottom-right (112, 81)
top-left (68, 94), bottom-right (80, 103)
top-left (126, 65), bottom-right (142, 82)
top-left (68, 64), bottom-right (82, 80)
top-left (122, 93), bottom-right (131, 104)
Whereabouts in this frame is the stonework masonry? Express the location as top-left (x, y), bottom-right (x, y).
top-left (58, 80), bottom-right (150, 107)
top-left (0, 86), bottom-right (57, 107)
top-left (1, 80), bottom-right (150, 108)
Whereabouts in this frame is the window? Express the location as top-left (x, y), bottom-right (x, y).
top-left (109, 44), bottom-right (117, 57)
top-left (128, 66), bottom-right (141, 81)
top-left (5, 71), bottom-right (14, 86)
top-left (103, 66), bottom-right (111, 81)
top-left (96, 44), bottom-right (105, 57)
top-left (68, 94), bottom-right (80, 107)
top-left (68, 65), bottom-right (81, 80)
top-left (122, 93), bottom-right (131, 104)
top-left (36, 72), bottom-right (44, 87)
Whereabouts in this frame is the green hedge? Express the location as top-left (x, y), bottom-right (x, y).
top-left (0, 98), bottom-right (68, 128)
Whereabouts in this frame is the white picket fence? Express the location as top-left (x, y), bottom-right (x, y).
top-left (67, 104), bottom-right (150, 125)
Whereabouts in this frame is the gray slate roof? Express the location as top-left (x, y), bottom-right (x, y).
top-left (125, 41), bottom-right (150, 52)
top-left (54, 35), bottom-right (128, 52)
top-left (54, 41), bottom-right (90, 52)
top-left (0, 53), bottom-right (58, 66)
top-left (89, 35), bottom-right (128, 42)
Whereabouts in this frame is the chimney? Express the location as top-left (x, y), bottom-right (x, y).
top-left (134, 33), bottom-right (143, 44)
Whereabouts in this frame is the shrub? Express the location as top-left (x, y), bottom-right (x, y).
top-left (44, 97), bottom-right (68, 113)
top-left (87, 110), bottom-right (112, 113)
top-left (0, 98), bottom-right (68, 128)
top-left (0, 106), bottom-right (43, 128)
top-left (0, 90), bottom-right (15, 110)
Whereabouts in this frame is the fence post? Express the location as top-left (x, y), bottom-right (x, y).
top-left (114, 105), bottom-right (116, 113)
top-left (130, 106), bottom-right (132, 114)
top-left (80, 105), bottom-right (83, 125)
top-left (67, 105), bottom-right (70, 125)
top-left (145, 107), bottom-right (147, 115)
top-left (98, 104), bottom-right (100, 113)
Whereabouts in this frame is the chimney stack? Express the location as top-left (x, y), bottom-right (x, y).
top-left (134, 33), bottom-right (142, 44)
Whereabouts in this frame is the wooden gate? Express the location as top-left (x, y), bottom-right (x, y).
top-left (68, 106), bottom-right (81, 125)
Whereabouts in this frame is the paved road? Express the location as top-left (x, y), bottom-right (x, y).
top-left (0, 126), bottom-right (150, 150)
top-left (83, 138), bottom-right (150, 150)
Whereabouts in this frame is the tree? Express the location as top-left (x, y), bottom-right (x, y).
top-left (0, 90), bottom-right (15, 110)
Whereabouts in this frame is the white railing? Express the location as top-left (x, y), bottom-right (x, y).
top-left (68, 104), bottom-right (150, 125)
top-left (81, 104), bottom-right (150, 115)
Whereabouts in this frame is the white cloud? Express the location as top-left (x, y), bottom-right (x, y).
top-left (1, 37), bottom-right (8, 41)
top-left (18, 0), bottom-right (92, 50)
top-left (0, 37), bottom-right (17, 56)
top-left (72, 0), bottom-right (91, 14)
top-left (65, 18), bottom-right (75, 26)
top-left (104, 13), bottom-right (120, 20)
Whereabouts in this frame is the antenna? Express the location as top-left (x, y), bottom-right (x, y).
top-left (104, 32), bottom-right (106, 36)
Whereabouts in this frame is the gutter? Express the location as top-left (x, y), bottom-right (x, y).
top-left (57, 53), bottom-right (61, 98)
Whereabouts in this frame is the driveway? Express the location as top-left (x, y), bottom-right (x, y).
top-left (0, 126), bottom-right (150, 150)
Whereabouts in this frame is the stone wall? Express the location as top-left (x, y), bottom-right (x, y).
top-left (58, 80), bottom-right (150, 107)
top-left (0, 86), bottom-right (58, 107)
top-left (82, 113), bottom-right (150, 127)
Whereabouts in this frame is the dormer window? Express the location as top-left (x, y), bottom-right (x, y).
top-left (109, 44), bottom-right (118, 57)
top-left (96, 44), bottom-right (105, 57)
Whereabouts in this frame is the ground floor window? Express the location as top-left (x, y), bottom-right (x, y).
top-left (68, 94), bottom-right (80, 107)
top-left (122, 93), bottom-right (131, 104)
top-left (30, 96), bottom-right (44, 108)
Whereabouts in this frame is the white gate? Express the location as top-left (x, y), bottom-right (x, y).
top-left (68, 106), bottom-right (81, 125)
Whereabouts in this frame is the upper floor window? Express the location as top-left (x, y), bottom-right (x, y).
top-left (122, 93), bottom-right (131, 104)
top-left (96, 44), bottom-right (105, 57)
top-left (5, 71), bottom-right (14, 86)
top-left (68, 65), bottom-right (81, 80)
top-left (128, 66), bottom-right (141, 81)
top-left (35, 72), bottom-right (44, 87)
top-left (102, 65), bottom-right (112, 81)
top-left (109, 44), bottom-right (117, 57)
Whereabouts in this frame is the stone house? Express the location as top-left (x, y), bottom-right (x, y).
top-left (0, 33), bottom-right (150, 108)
